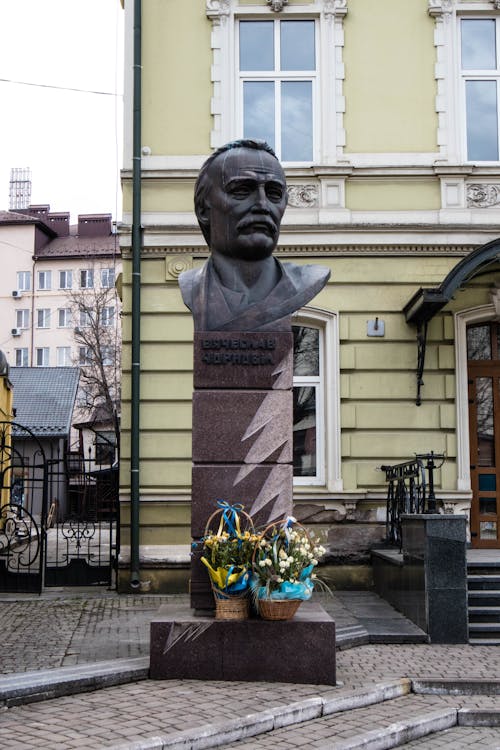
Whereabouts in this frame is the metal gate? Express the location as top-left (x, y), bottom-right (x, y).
top-left (0, 421), bottom-right (118, 593)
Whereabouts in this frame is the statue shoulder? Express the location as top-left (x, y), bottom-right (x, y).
top-left (178, 266), bottom-right (205, 309)
top-left (281, 260), bottom-right (331, 291)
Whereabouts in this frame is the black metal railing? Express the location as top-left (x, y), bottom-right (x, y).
top-left (381, 452), bottom-right (445, 549)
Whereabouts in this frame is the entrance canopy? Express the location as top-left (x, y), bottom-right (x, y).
top-left (403, 237), bottom-right (500, 404)
top-left (404, 237), bottom-right (500, 327)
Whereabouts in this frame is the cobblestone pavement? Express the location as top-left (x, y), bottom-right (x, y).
top-left (1, 640), bottom-right (500, 748)
top-left (0, 592), bottom-right (176, 674)
top-left (2, 593), bottom-right (500, 749)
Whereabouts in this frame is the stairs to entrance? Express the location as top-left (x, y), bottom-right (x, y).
top-left (468, 558), bottom-right (500, 644)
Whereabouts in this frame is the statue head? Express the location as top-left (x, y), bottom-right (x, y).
top-left (194, 139), bottom-right (288, 262)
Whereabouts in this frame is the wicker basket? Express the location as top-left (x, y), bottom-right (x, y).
top-left (213, 588), bottom-right (249, 620)
top-left (258, 598), bottom-right (302, 621)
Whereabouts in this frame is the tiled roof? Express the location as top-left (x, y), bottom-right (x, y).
top-left (0, 210), bottom-right (39, 225)
top-left (35, 234), bottom-right (119, 259)
top-left (9, 367), bottom-right (80, 438)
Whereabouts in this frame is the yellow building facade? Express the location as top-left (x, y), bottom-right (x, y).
top-left (119, 0), bottom-right (500, 591)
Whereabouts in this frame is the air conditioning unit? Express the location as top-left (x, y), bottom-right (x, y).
top-left (12, 290), bottom-right (22, 299)
top-left (11, 328), bottom-right (21, 337)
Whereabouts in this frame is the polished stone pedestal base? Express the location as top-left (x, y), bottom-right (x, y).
top-left (150, 600), bottom-right (336, 685)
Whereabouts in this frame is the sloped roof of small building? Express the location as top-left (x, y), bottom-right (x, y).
top-left (9, 367), bottom-right (80, 438)
top-left (35, 234), bottom-right (118, 259)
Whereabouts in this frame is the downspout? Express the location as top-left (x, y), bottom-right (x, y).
top-left (130, 0), bottom-right (142, 590)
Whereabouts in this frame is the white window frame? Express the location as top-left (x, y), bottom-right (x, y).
top-left (17, 271), bottom-right (31, 291)
top-left (292, 306), bottom-right (342, 492)
top-left (80, 269), bottom-right (94, 289)
top-left (57, 347), bottom-right (72, 367)
top-left (37, 271), bottom-right (52, 291)
top-left (59, 270), bottom-right (73, 289)
top-left (237, 17), bottom-right (319, 164)
top-left (36, 308), bottom-right (51, 329)
top-left (79, 346), bottom-right (91, 365)
top-left (16, 309), bottom-right (29, 329)
top-left (15, 348), bottom-right (28, 367)
top-left (206, 0), bottom-right (346, 165)
top-left (100, 306), bottom-right (115, 327)
top-left (79, 310), bottom-right (92, 328)
top-left (35, 347), bottom-right (49, 367)
top-left (101, 345), bottom-right (113, 366)
top-left (459, 15), bottom-right (500, 163)
top-left (101, 268), bottom-right (115, 288)
top-left (58, 308), bottom-right (72, 328)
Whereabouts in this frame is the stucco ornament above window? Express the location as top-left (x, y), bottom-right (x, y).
top-left (467, 184), bottom-right (500, 208)
top-left (267, 0), bottom-right (288, 11)
top-left (287, 185), bottom-right (319, 208)
top-left (324, 0), bottom-right (348, 16)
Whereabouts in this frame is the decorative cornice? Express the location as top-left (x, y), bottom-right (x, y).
top-left (206, 0), bottom-right (230, 20)
top-left (267, 0), bottom-right (288, 11)
top-left (121, 244), bottom-right (477, 259)
top-left (467, 183), bottom-right (500, 208)
top-left (287, 184), bottom-right (319, 208)
top-left (428, 0), bottom-right (453, 17)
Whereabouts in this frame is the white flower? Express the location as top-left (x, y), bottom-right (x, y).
top-left (287, 556), bottom-right (294, 564)
top-left (259, 560), bottom-right (266, 568)
top-left (265, 558), bottom-right (272, 567)
top-left (311, 559), bottom-right (318, 566)
top-left (279, 549), bottom-right (287, 560)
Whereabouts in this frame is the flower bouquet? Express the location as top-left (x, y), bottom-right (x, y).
top-left (251, 517), bottom-right (326, 620)
top-left (200, 500), bottom-right (260, 620)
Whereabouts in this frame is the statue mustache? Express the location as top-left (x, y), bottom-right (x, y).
top-left (237, 216), bottom-right (278, 235)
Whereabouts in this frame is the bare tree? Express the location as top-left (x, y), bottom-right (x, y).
top-left (67, 276), bottom-right (121, 451)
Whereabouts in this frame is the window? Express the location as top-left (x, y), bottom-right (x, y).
top-left (15, 348), bottom-right (28, 367)
top-left (58, 308), bottom-right (72, 327)
top-left (293, 325), bottom-right (323, 483)
top-left (80, 269), bottom-right (94, 289)
top-left (79, 310), bottom-right (92, 328)
top-left (57, 347), bottom-right (72, 366)
top-left (239, 19), bottom-right (316, 162)
top-left (101, 268), bottom-right (115, 288)
top-left (100, 307), bottom-right (115, 326)
top-left (36, 309), bottom-right (50, 328)
top-left (35, 348), bottom-right (49, 367)
top-left (37, 271), bottom-right (52, 290)
top-left (461, 18), bottom-right (500, 160)
top-left (95, 431), bottom-right (116, 465)
top-left (17, 271), bottom-right (31, 291)
top-left (16, 309), bottom-right (29, 329)
top-left (79, 346), bottom-right (91, 365)
top-left (59, 270), bottom-right (72, 289)
top-left (101, 345), bottom-right (113, 366)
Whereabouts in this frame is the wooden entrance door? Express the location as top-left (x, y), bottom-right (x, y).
top-left (468, 322), bottom-right (500, 548)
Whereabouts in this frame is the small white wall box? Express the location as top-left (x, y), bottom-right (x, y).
top-left (11, 328), bottom-right (21, 337)
top-left (12, 290), bottom-right (22, 298)
top-left (367, 318), bottom-right (385, 337)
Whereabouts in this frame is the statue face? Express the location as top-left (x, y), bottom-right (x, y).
top-left (204, 147), bottom-right (287, 261)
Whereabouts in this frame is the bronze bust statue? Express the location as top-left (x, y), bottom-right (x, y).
top-left (179, 140), bottom-right (330, 331)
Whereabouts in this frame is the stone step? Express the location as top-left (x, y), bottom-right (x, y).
top-left (469, 637), bottom-right (500, 646)
top-left (468, 606), bottom-right (500, 623)
top-left (468, 623), bottom-right (500, 638)
top-left (467, 575), bottom-right (500, 590)
top-left (468, 590), bottom-right (500, 607)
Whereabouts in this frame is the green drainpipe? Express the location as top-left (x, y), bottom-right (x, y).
top-left (130, 0), bottom-right (142, 590)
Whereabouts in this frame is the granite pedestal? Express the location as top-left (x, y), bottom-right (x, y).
top-left (150, 600), bottom-right (336, 685)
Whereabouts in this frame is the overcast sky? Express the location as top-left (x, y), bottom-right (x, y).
top-left (0, 1), bottom-right (124, 225)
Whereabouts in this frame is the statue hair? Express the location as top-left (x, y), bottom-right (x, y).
top-left (194, 139), bottom-right (280, 245)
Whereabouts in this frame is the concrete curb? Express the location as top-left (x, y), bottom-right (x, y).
top-left (412, 678), bottom-right (500, 695)
top-left (108, 679), bottom-right (411, 750)
top-left (0, 657), bottom-right (149, 707)
top-left (458, 708), bottom-right (500, 726)
top-left (322, 709), bottom-right (457, 750)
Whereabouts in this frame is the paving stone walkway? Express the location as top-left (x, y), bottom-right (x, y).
top-left (1, 591), bottom-right (500, 749)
